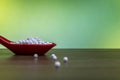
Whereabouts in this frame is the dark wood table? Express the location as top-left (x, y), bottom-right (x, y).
top-left (0, 49), bottom-right (120, 80)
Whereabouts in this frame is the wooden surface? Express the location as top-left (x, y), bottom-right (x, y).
top-left (0, 49), bottom-right (120, 80)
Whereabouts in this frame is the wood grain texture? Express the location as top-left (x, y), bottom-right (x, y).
top-left (0, 49), bottom-right (120, 80)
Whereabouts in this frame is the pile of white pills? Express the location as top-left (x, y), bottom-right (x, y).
top-left (13, 37), bottom-right (52, 44)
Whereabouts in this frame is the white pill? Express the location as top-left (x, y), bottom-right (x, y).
top-left (23, 40), bottom-right (27, 44)
top-left (63, 57), bottom-right (68, 62)
top-left (23, 40), bottom-right (26, 44)
top-left (54, 61), bottom-right (61, 68)
top-left (38, 42), bottom-right (42, 44)
top-left (51, 54), bottom-right (56, 57)
top-left (39, 41), bottom-right (45, 44)
top-left (26, 40), bottom-right (30, 44)
top-left (45, 42), bottom-right (51, 44)
top-left (44, 42), bottom-right (48, 44)
top-left (31, 40), bottom-right (36, 44)
top-left (34, 54), bottom-right (38, 58)
top-left (21, 40), bottom-right (24, 44)
top-left (53, 55), bottom-right (57, 60)
top-left (31, 41), bottom-right (35, 44)
top-left (27, 37), bottom-right (33, 40)
top-left (34, 41), bottom-right (39, 44)
top-left (32, 38), bottom-right (37, 41)
top-left (48, 42), bottom-right (52, 44)
top-left (51, 54), bottom-right (56, 58)
top-left (18, 40), bottom-right (22, 44)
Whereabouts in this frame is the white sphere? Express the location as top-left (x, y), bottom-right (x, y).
top-left (44, 42), bottom-right (47, 44)
top-left (48, 42), bottom-right (52, 44)
top-left (29, 40), bottom-right (34, 44)
top-left (34, 54), bottom-right (38, 58)
top-left (23, 40), bottom-right (27, 44)
top-left (27, 40), bottom-right (30, 44)
top-left (39, 41), bottom-right (45, 44)
top-left (51, 54), bottom-right (57, 60)
top-left (51, 54), bottom-right (56, 57)
top-left (27, 37), bottom-right (33, 40)
top-left (23, 40), bottom-right (26, 44)
top-left (45, 42), bottom-right (52, 44)
top-left (54, 61), bottom-right (61, 68)
top-left (35, 41), bottom-right (39, 44)
top-left (63, 57), bottom-right (68, 62)
top-left (31, 39), bottom-right (37, 44)
top-left (18, 40), bottom-right (21, 44)
top-left (53, 55), bottom-right (57, 60)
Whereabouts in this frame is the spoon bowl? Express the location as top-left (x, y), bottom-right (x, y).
top-left (0, 36), bottom-right (56, 55)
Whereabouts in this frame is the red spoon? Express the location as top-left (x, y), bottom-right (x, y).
top-left (0, 35), bottom-right (56, 55)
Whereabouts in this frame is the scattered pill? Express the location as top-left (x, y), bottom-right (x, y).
top-left (53, 55), bottom-right (57, 61)
top-left (63, 57), bottom-right (68, 63)
top-left (51, 54), bottom-right (57, 60)
top-left (54, 61), bottom-right (61, 68)
top-left (51, 54), bottom-right (56, 58)
top-left (34, 54), bottom-right (38, 58)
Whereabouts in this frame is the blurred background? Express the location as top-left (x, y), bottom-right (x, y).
top-left (0, 0), bottom-right (120, 48)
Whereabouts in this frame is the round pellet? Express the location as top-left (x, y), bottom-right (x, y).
top-left (34, 54), bottom-right (38, 58)
top-left (63, 57), bottom-right (68, 63)
top-left (54, 61), bottom-right (61, 68)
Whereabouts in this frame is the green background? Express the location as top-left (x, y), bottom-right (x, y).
top-left (0, 0), bottom-right (120, 48)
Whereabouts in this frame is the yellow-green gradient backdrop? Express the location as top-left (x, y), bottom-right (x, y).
top-left (0, 0), bottom-right (120, 48)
